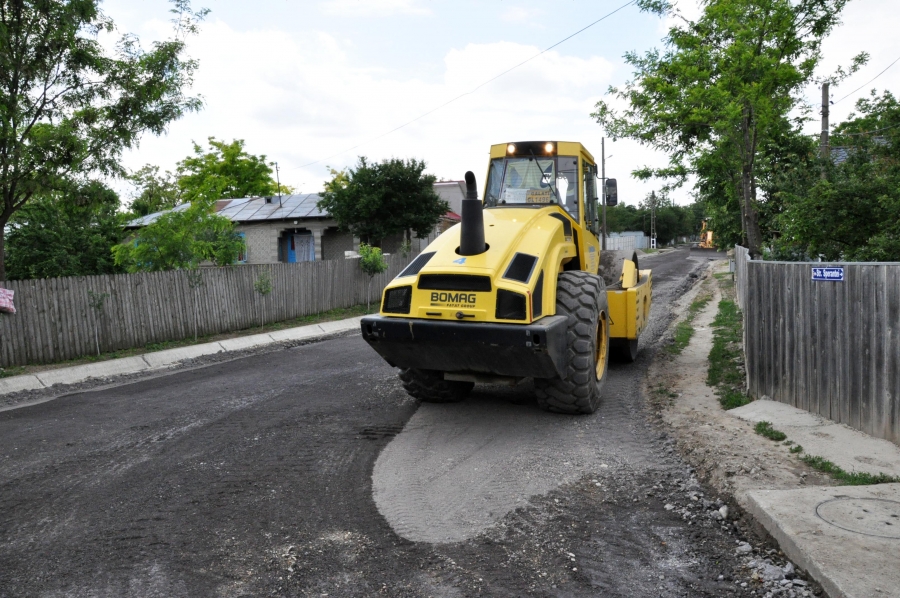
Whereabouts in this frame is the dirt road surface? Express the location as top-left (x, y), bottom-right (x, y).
top-left (1, 249), bottom-right (777, 597)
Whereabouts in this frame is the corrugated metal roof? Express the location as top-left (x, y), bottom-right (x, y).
top-left (126, 194), bottom-right (328, 228)
top-left (126, 202), bottom-right (192, 228)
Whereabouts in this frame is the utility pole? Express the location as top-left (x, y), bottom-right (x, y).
top-left (601, 137), bottom-right (607, 251)
top-left (275, 161), bottom-right (283, 207)
top-left (650, 191), bottom-right (657, 249)
top-left (820, 83), bottom-right (830, 178)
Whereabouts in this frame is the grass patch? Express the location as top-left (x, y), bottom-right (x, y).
top-left (1, 304), bottom-right (377, 376)
top-left (667, 295), bottom-right (712, 355)
top-left (643, 248), bottom-right (659, 254)
top-left (713, 271), bottom-right (734, 289)
top-left (789, 444), bottom-right (803, 454)
top-left (0, 365), bottom-right (26, 379)
top-left (800, 455), bottom-right (900, 485)
top-left (669, 321), bottom-right (695, 354)
top-left (754, 421), bottom-right (787, 441)
top-left (707, 298), bottom-right (752, 410)
top-left (653, 384), bottom-right (678, 399)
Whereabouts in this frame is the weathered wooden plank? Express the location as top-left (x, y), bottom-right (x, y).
top-left (838, 265), bottom-right (851, 427)
top-left (796, 266), bottom-right (809, 413)
top-left (858, 264), bottom-right (870, 433)
top-left (59, 276), bottom-right (77, 360)
top-left (887, 267), bottom-right (900, 445)
top-left (747, 262), bottom-right (760, 398)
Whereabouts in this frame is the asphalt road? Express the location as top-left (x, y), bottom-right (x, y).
top-left (1, 248), bottom-right (757, 598)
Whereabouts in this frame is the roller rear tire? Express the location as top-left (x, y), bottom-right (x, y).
top-left (399, 368), bottom-right (473, 403)
top-left (534, 271), bottom-right (610, 414)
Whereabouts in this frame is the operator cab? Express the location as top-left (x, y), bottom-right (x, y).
top-left (483, 141), bottom-right (600, 235)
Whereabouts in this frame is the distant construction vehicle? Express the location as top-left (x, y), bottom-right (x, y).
top-left (361, 141), bottom-right (652, 414)
top-left (698, 220), bottom-right (715, 249)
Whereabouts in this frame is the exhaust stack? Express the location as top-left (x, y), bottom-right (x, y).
top-left (459, 171), bottom-right (486, 256)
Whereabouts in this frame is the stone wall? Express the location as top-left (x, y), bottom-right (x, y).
top-left (322, 228), bottom-right (356, 260)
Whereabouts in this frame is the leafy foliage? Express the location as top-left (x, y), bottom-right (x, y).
top-left (117, 138), bottom-right (296, 274)
top-left (593, 0), bottom-right (855, 257)
top-left (773, 91), bottom-right (900, 260)
top-left (112, 199), bottom-right (244, 272)
top-left (318, 157), bottom-right (448, 245)
top-left (358, 243), bottom-right (388, 278)
top-left (605, 200), bottom-right (705, 245)
top-left (127, 138), bottom-right (293, 217)
top-left (0, 0), bottom-right (207, 279)
top-left (127, 165), bottom-right (181, 217)
top-left (176, 137), bottom-right (285, 203)
top-left (358, 243), bottom-right (388, 311)
top-left (5, 181), bottom-right (125, 280)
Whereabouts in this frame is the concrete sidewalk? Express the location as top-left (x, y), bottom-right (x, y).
top-left (730, 400), bottom-right (900, 598)
top-left (0, 316), bottom-right (364, 396)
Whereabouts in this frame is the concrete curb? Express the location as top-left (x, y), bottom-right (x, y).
top-left (34, 356), bottom-right (151, 387)
top-left (0, 316), bottom-right (363, 395)
top-left (0, 375), bottom-right (45, 394)
top-left (743, 485), bottom-right (900, 598)
top-left (726, 400), bottom-right (900, 598)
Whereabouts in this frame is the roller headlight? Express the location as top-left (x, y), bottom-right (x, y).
top-left (382, 286), bottom-right (412, 314)
top-left (495, 289), bottom-right (527, 321)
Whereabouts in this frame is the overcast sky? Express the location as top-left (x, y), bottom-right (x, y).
top-left (105, 0), bottom-right (899, 206)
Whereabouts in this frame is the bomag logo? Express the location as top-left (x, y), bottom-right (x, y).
top-left (430, 292), bottom-right (477, 304)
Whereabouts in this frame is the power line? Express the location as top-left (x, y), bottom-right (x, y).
top-left (834, 122), bottom-right (900, 137)
top-left (833, 55), bottom-right (900, 105)
top-left (292, 0), bottom-right (638, 170)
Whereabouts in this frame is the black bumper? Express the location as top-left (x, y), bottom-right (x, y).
top-left (360, 315), bottom-right (568, 379)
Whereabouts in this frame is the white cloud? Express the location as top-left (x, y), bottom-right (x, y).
top-left (118, 18), bottom-right (686, 206)
top-left (319, 0), bottom-right (431, 17)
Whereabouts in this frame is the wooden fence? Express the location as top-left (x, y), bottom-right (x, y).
top-left (0, 255), bottom-right (412, 368)
top-left (734, 247), bottom-right (900, 444)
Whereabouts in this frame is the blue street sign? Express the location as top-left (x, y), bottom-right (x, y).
top-left (811, 267), bottom-right (844, 281)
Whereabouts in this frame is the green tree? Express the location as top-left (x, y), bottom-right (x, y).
top-left (604, 200), bottom-right (699, 245)
top-left (774, 91), bottom-right (900, 260)
top-left (127, 165), bottom-right (181, 216)
top-left (358, 243), bottom-right (388, 311)
top-left (0, 0), bottom-right (207, 280)
top-left (176, 137), bottom-right (282, 202)
top-left (112, 198), bottom-right (245, 272)
top-left (593, 0), bottom-right (856, 257)
top-left (317, 157), bottom-right (448, 246)
top-left (5, 181), bottom-right (125, 280)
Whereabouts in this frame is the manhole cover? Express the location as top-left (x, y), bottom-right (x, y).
top-left (815, 497), bottom-right (900, 539)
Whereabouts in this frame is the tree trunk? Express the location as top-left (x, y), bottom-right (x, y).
top-left (741, 107), bottom-right (764, 258)
top-left (0, 218), bottom-right (6, 282)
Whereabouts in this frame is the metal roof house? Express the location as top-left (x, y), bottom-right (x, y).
top-left (127, 193), bottom-right (440, 265)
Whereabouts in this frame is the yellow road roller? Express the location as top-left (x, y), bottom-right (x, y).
top-left (361, 141), bottom-right (652, 414)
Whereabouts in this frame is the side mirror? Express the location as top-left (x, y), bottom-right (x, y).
top-left (605, 178), bottom-right (618, 206)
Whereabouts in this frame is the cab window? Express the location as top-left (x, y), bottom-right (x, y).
top-left (558, 156), bottom-right (579, 221)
